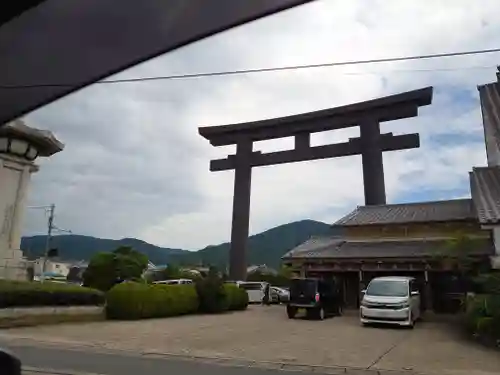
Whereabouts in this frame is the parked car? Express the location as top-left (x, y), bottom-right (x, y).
top-left (237, 281), bottom-right (268, 304)
top-left (153, 279), bottom-right (193, 285)
top-left (270, 286), bottom-right (289, 304)
top-left (360, 276), bottom-right (421, 328)
top-left (286, 277), bottom-right (343, 320)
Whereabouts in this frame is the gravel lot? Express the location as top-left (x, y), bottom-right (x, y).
top-left (1, 306), bottom-right (499, 375)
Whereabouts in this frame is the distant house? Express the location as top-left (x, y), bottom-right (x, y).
top-left (32, 257), bottom-right (87, 278)
top-left (247, 264), bottom-right (278, 276)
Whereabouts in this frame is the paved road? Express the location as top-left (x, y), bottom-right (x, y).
top-left (3, 342), bottom-right (322, 375)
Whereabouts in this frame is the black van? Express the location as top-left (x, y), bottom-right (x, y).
top-left (286, 277), bottom-right (343, 320)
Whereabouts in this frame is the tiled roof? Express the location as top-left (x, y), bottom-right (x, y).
top-left (282, 237), bottom-right (493, 260)
top-left (478, 71), bottom-right (500, 159)
top-left (282, 237), bottom-right (345, 259)
top-left (333, 199), bottom-right (475, 227)
top-left (470, 166), bottom-right (500, 225)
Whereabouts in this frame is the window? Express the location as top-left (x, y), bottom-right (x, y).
top-left (290, 279), bottom-right (317, 296)
top-left (366, 279), bottom-right (409, 297)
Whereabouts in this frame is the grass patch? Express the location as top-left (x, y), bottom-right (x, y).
top-left (0, 312), bottom-right (105, 329)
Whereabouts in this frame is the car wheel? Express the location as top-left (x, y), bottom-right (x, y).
top-left (408, 313), bottom-right (415, 329)
top-left (287, 306), bottom-right (297, 319)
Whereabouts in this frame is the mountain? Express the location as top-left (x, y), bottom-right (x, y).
top-left (21, 236), bottom-right (187, 265)
top-left (21, 220), bottom-right (336, 268)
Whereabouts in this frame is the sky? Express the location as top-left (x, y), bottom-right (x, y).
top-left (20, 0), bottom-right (500, 250)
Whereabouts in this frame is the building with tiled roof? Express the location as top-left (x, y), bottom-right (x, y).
top-left (470, 67), bottom-right (500, 269)
top-left (282, 69), bottom-right (500, 311)
top-left (283, 198), bottom-right (493, 311)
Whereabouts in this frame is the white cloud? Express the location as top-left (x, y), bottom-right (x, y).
top-left (23, 0), bottom-right (499, 250)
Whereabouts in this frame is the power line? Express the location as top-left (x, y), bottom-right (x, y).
top-left (333, 64), bottom-right (496, 76)
top-left (1, 47), bottom-right (500, 89)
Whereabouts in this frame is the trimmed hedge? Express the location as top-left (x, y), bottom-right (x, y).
top-left (224, 284), bottom-right (249, 311)
top-left (105, 282), bottom-right (199, 320)
top-left (0, 280), bottom-right (104, 308)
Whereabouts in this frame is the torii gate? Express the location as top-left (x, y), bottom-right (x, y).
top-left (199, 86), bottom-right (433, 280)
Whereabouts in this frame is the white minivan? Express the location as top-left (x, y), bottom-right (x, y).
top-left (360, 276), bottom-right (421, 328)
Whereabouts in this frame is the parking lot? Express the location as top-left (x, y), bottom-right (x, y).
top-left (0, 306), bottom-right (499, 374)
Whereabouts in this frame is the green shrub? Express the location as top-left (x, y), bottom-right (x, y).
top-left (224, 284), bottom-right (249, 311)
top-left (464, 294), bottom-right (500, 341)
top-left (0, 280), bottom-right (104, 308)
top-left (105, 282), bottom-right (199, 320)
top-left (474, 272), bottom-right (500, 294)
top-left (195, 276), bottom-right (228, 314)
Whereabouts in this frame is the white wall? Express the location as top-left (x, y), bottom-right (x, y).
top-left (490, 227), bottom-right (500, 269)
top-left (492, 227), bottom-right (500, 256)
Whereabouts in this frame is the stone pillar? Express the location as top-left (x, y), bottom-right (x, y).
top-left (0, 120), bottom-right (63, 281)
top-left (0, 155), bottom-right (38, 280)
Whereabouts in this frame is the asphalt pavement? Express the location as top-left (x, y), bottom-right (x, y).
top-left (1, 342), bottom-right (321, 375)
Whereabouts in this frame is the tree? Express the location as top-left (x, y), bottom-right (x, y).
top-left (278, 264), bottom-right (293, 279)
top-left (247, 269), bottom-right (290, 287)
top-left (433, 233), bottom-right (490, 299)
top-left (435, 233), bottom-right (486, 277)
top-left (195, 265), bottom-right (227, 313)
top-left (66, 266), bottom-right (85, 283)
top-left (83, 246), bottom-right (148, 291)
top-left (145, 264), bottom-right (199, 282)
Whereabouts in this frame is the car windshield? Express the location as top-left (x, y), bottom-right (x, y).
top-left (366, 279), bottom-right (408, 297)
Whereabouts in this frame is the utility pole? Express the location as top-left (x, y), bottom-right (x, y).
top-left (40, 203), bottom-right (55, 283)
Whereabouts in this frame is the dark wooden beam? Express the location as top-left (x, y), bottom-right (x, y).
top-left (294, 133), bottom-right (310, 150)
top-left (210, 133), bottom-right (419, 171)
top-left (204, 103), bottom-right (420, 146)
top-left (228, 140), bottom-right (253, 281)
top-left (361, 121), bottom-right (385, 205)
